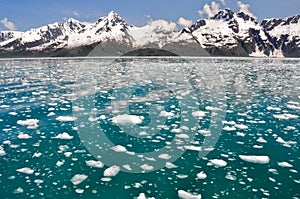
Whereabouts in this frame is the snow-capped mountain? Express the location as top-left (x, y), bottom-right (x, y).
top-left (0, 10), bottom-right (299, 57)
top-left (262, 15), bottom-right (300, 57)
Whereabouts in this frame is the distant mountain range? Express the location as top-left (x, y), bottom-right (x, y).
top-left (0, 9), bottom-right (299, 57)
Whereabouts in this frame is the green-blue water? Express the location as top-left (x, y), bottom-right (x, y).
top-left (0, 58), bottom-right (299, 199)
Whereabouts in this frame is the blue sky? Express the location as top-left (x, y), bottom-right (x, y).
top-left (0, 0), bottom-right (299, 31)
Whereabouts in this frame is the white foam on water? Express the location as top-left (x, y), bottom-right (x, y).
top-left (111, 145), bottom-right (127, 153)
top-left (16, 167), bottom-right (34, 175)
top-left (104, 165), bottom-right (120, 177)
top-left (239, 155), bottom-right (270, 164)
top-left (278, 162), bottom-right (293, 168)
top-left (86, 160), bottom-right (104, 168)
top-left (112, 114), bottom-right (144, 125)
top-left (178, 190), bottom-right (202, 199)
top-left (207, 159), bottom-right (227, 167)
top-left (52, 132), bottom-right (73, 140)
top-left (56, 116), bottom-right (77, 122)
top-left (70, 174), bottom-right (88, 185)
top-left (196, 171), bottom-right (207, 180)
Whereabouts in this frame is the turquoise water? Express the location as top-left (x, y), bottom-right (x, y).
top-left (0, 58), bottom-right (299, 199)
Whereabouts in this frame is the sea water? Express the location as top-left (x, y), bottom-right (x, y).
top-left (0, 57), bottom-right (299, 199)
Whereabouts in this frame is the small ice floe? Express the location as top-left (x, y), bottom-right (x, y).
top-left (9, 112), bottom-right (17, 116)
top-left (266, 106), bottom-right (281, 111)
top-left (178, 190), bottom-right (201, 199)
top-left (257, 137), bottom-right (267, 143)
top-left (192, 111), bottom-right (207, 118)
top-left (17, 119), bottom-right (39, 129)
top-left (123, 164), bottom-right (132, 171)
top-left (71, 174), bottom-right (88, 185)
top-left (111, 145), bottom-right (127, 153)
top-left (239, 155), bottom-right (270, 164)
top-left (85, 160), bottom-right (104, 168)
top-left (235, 124), bottom-right (248, 130)
top-left (273, 114), bottom-right (298, 120)
top-left (0, 147), bottom-right (6, 156)
top-left (275, 137), bottom-right (296, 147)
top-left (184, 145), bottom-right (202, 152)
top-left (47, 112), bottom-right (55, 117)
top-left (101, 177), bottom-right (112, 182)
top-left (136, 193), bottom-right (155, 199)
top-left (140, 164), bottom-right (154, 171)
top-left (13, 187), bottom-right (24, 194)
top-left (223, 126), bottom-right (236, 131)
top-left (158, 153), bottom-right (171, 160)
top-left (196, 171), bottom-right (207, 180)
top-left (16, 167), bottom-right (34, 175)
top-left (104, 165), bottom-right (120, 177)
top-left (52, 132), bottom-right (73, 140)
top-left (177, 174), bottom-right (188, 179)
top-left (17, 133), bottom-right (32, 139)
top-left (207, 159), bottom-right (227, 167)
top-left (34, 179), bottom-right (44, 184)
top-left (32, 152), bottom-right (42, 158)
top-left (159, 111), bottom-right (175, 117)
top-left (111, 114), bottom-right (143, 125)
top-left (56, 116), bottom-right (77, 122)
top-left (166, 162), bottom-right (178, 169)
top-left (277, 162), bottom-right (293, 168)
top-left (75, 189), bottom-right (84, 194)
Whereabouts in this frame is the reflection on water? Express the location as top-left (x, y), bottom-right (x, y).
top-left (0, 58), bottom-right (299, 199)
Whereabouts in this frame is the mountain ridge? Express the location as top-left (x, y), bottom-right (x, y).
top-left (0, 9), bottom-right (299, 57)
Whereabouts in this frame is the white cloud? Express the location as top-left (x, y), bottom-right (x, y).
top-left (177, 17), bottom-right (192, 27)
top-left (0, 18), bottom-right (17, 31)
top-left (147, 19), bottom-right (177, 32)
top-left (237, 1), bottom-right (257, 20)
top-left (220, 0), bottom-right (226, 5)
top-left (73, 11), bottom-right (79, 17)
top-left (198, 1), bottom-right (221, 18)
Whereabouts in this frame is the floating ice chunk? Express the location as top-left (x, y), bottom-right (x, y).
top-left (176, 134), bottom-right (190, 139)
top-left (75, 189), bottom-right (84, 194)
top-left (267, 106), bottom-right (281, 111)
top-left (178, 190), bottom-right (201, 199)
top-left (104, 165), bottom-right (120, 177)
top-left (64, 152), bottom-right (72, 157)
top-left (140, 164), bottom-right (154, 171)
top-left (222, 121), bottom-right (236, 125)
top-left (9, 112), bottom-right (17, 115)
top-left (239, 155), bottom-right (270, 164)
top-left (198, 130), bottom-right (211, 137)
top-left (13, 187), bottom-right (24, 194)
top-left (34, 179), bottom-right (44, 184)
top-left (235, 124), bottom-right (248, 129)
top-left (166, 162), bottom-right (178, 169)
top-left (184, 145), bottom-right (202, 152)
top-left (223, 126), bottom-right (236, 131)
top-left (101, 177), bottom-right (112, 182)
top-left (196, 171), bottom-right (207, 179)
top-left (257, 137), bottom-right (267, 143)
top-left (123, 164), bottom-right (132, 171)
top-left (158, 153), bottom-right (171, 160)
top-left (273, 114), bottom-right (298, 120)
top-left (177, 174), bottom-right (188, 179)
top-left (32, 152), bottom-right (42, 158)
top-left (56, 161), bottom-right (64, 167)
top-left (111, 145), bottom-right (127, 153)
top-left (207, 159), bottom-right (227, 167)
top-left (278, 162), bottom-right (293, 168)
top-left (225, 173), bottom-right (237, 181)
top-left (136, 193), bottom-right (155, 199)
top-left (47, 112), bottom-right (55, 117)
top-left (16, 167), bottom-right (34, 175)
top-left (236, 132), bottom-right (245, 137)
top-left (276, 137), bottom-right (285, 144)
top-left (159, 111), bottom-right (174, 117)
top-left (287, 104), bottom-right (300, 110)
top-left (17, 119), bottom-right (39, 129)
top-left (52, 132), bottom-right (73, 140)
top-left (0, 147), bottom-right (6, 156)
top-left (192, 111), bottom-right (207, 118)
top-left (70, 174), bottom-right (88, 185)
top-left (86, 160), bottom-right (104, 168)
top-left (17, 133), bottom-right (32, 139)
top-left (56, 116), bottom-right (77, 122)
top-left (205, 106), bottom-right (221, 111)
top-left (112, 114), bottom-right (143, 125)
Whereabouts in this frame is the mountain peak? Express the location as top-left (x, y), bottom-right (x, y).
top-left (211, 8), bottom-right (235, 21)
top-left (107, 11), bottom-right (122, 21)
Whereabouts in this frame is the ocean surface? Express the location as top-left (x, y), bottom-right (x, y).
top-left (0, 57), bottom-right (299, 199)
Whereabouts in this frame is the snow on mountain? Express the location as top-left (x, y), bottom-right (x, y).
top-left (0, 10), bottom-right (299, 57)
top-left (261, 15), bottom-right (300, 57)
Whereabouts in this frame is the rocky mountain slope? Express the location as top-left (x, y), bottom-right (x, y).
top-left (0, 10), bottom-right (299, 57)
